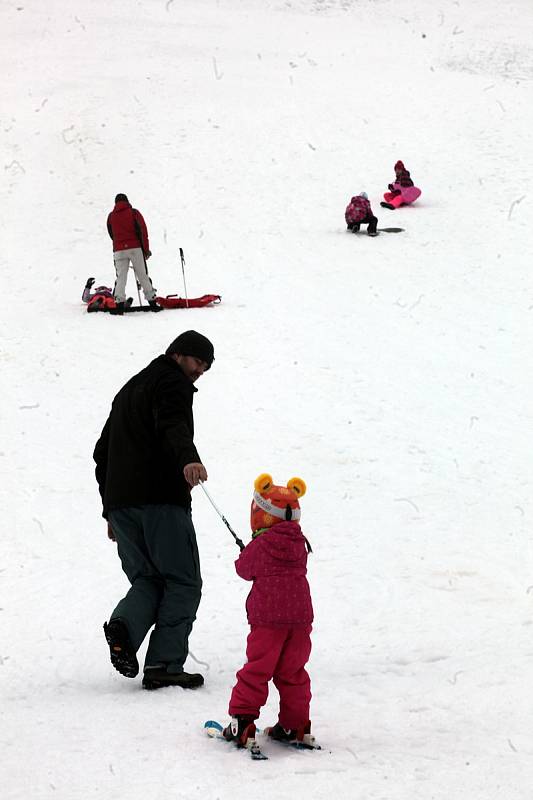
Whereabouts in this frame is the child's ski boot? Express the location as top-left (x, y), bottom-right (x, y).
top-left (222, 715), bottom-right (257, 749)
top-left (265, 720), bottom-right (319, 749)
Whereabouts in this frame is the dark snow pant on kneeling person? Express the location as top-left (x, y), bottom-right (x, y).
top-left (108, 504), bottom-right (202, 673)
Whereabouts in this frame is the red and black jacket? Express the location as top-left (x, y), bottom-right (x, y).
top-left (107, 201), bottom-right (149, 253)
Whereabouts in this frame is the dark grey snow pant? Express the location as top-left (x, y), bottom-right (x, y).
top-left (108, 504), bottom-right (202, 674)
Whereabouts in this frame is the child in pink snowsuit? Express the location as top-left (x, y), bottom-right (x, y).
top-left (381, 160), bottom-right (422, 209)
top-left (223, 473), bottom-right (315, 750)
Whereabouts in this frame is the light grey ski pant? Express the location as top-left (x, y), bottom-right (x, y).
top-left (113, 247), bottom-right (156, 303)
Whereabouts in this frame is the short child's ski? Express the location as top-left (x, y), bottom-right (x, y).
top-left (260, 727), bottom-right (322, 751)
top-left (204, 720), bottom-right (268, 761)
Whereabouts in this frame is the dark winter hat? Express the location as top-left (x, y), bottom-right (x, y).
top-left (394, 161), bottom-right (405, 173)
top-left (115, 193), bottom-right (129, 203)
top-left (166, 330), bottom-right (215, 369)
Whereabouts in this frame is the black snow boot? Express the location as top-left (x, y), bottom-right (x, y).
top-left (148, 300), bottom-right (163, 312)
top-left (142, 667), bottom-right (204, 690)
top-left (380, 201), bottom-right (395, 210)
top-left (103, 619), bottom-right (139, 678)
top-left (109, 302), bottom-right (125, 315)
top-left (222, 716), bottom-right (257, 748)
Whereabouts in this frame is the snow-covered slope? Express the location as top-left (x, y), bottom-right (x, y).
top-left (2, 1), bottom-right (533, 798)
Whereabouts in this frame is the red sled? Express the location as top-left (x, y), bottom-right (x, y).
top-left (155, 294), bottom-right (221, 309)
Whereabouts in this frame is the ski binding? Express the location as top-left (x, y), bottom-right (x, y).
top-left (204, 720), bottom-right (268, 761)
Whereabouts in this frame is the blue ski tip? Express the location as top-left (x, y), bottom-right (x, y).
top-left (204, 720), bottom-right (224, 732)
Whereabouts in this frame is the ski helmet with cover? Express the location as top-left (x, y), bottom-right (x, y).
top-left (250, 473), bottom-right (307, 532)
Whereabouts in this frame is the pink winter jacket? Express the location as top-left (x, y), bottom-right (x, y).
top-left (345, 195), bottom-right (372, 224)
top-left (235, 521), bottom-right (314, 628)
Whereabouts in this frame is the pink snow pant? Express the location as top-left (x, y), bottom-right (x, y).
top-left (383, 191), bottom-right (405, 208)
top-left (383, 186), bottom-right (421, 207)
top-left (228, 625), bottom-right (312, 729)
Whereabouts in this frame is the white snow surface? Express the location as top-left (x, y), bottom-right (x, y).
top-left (2, 0), bottom-right (533, 797)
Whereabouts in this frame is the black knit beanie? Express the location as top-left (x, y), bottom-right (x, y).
top-left (115, 193), bottom-right (129, 203)
top-left (166, 330), bottom-right (215, 369)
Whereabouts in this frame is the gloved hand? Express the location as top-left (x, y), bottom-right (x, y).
top-left (145, 250), bottom-right (152, 259)
top-left (85, 277), bottom-right (95, 289)
top-left (388, 184), bottom-right (395, 191)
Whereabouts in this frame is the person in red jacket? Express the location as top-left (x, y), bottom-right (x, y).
top-left (345, 191), bottom-right (378, 236)
top-left (222, 473), bottom-right (316, 751)
top-left (107, 194), bottom-right (162, 314)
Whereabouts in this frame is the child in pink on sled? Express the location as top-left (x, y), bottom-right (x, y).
top-left (381, 160), bottom-right (421, 209)
top-left (222, 473), bottom-right (316, 751)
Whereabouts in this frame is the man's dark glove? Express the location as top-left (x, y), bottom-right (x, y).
top-left (145, 250), bottom-right (152, 259)
top-left (85, 277), bottom-right (95, 289)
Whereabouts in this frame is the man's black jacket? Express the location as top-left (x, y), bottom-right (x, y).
top-left (94, 355), bottom-right (201, 518)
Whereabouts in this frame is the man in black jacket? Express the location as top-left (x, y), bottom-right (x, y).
top-left (94, 330), bottom-right (214, 689)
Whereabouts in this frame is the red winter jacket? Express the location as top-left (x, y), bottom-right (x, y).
top-left (345, 195), bottom-right (373, 225)
top-left (107, 201), bottom-right (149, 253)
top-left (235, 521), bottom-right (314, 628)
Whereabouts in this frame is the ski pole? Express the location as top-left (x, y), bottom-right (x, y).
top-left (179, 247), bottom-right (189, 308)
top-left (136, 281), bottom-right (142, 306)
top-left (199, 481), bottom-right (245, 551)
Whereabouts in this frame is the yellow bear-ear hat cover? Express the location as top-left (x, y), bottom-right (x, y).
top-left (254, 473), bottom-right (273, 493)
top-left (287, 477), bottom-right (306, 497)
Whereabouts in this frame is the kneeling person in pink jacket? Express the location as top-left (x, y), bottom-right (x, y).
top-left (345, 191), bottom-right (379, 236)
top-left (222, 473), bottom-right (316, 750)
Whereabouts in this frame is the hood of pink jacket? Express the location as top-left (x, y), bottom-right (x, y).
top-left (259, 521), bottom-right (307, 565)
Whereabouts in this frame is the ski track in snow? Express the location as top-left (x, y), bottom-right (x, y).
top-left (2, 0), bottom-right (533, 798)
